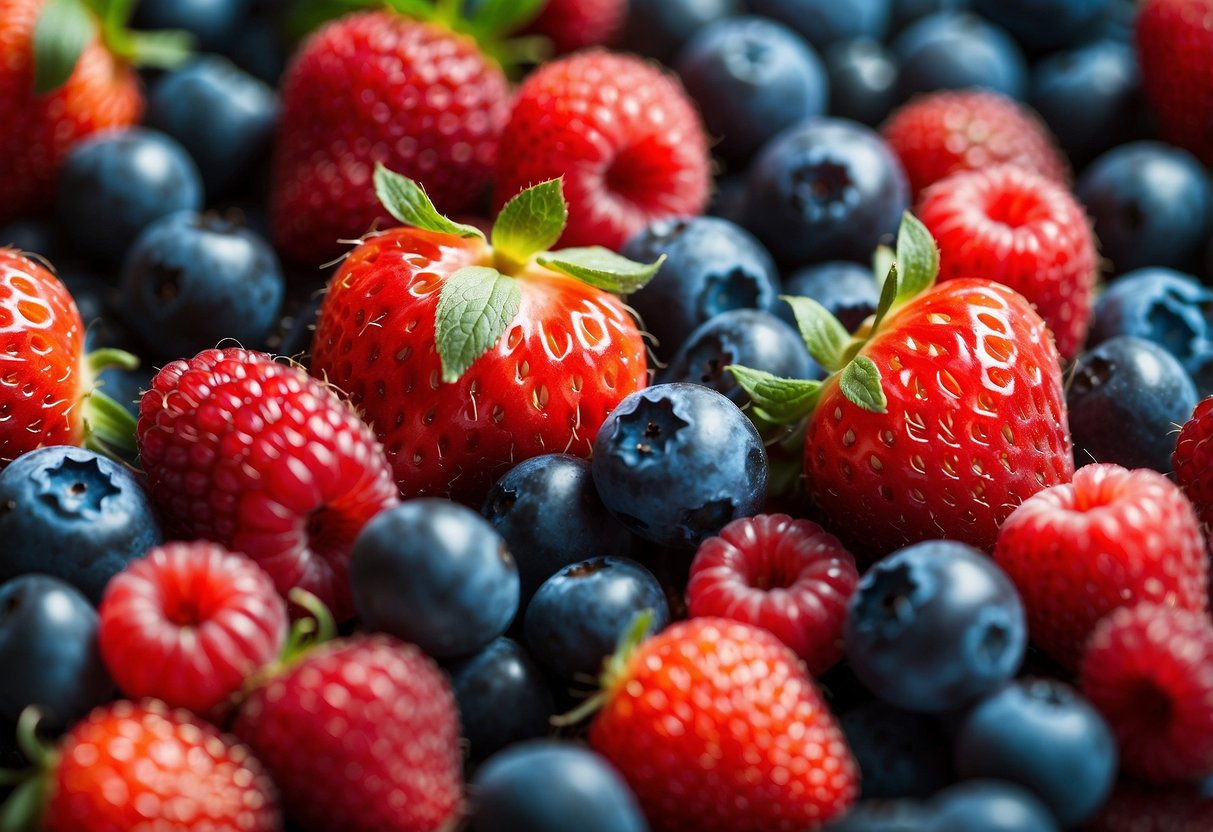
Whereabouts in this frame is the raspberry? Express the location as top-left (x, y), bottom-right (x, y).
top-left (1173, 395), bottom-right (1213, 528)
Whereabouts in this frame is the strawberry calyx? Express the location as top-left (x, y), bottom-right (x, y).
top-left (235, 589), bottom-right (337, 708)
top-left (79, 347), bottom-right (139, 458)
top-left (551, 608), bottom-right (656, 728)
top-left (0, 708), bottom-right (60, 832)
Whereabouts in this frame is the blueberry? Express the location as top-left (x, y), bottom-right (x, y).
top-left (973, 0), bottom-right (1110, 52)
top-left (740, 118), bottom-right (909, 268)
top-left (746, 0), bottom-right (891, 50)
top-left (781, 260), bottom-right (881, 333)
top-left (146, 57), bottom-right (278, 197)
top-left (676, 17), bottom-right (827, 166)
top-left (221, 12), bottom-right (289, 86)
top-left (0, 218), bottom-right (60, 257)
top-left (839, 701), bottom-right (953, 799)
top-left (844, 541), bottom-right (1026, 713)
top-left (621, 216), bottom-right (779, 359)
top-left (274, 294), bottom-right (324, 366)
top-left (350, 499), bottom-right (520, 660)
top-left (95, 365), bottom-right (155, 420)
top-left (524, 556), bottom-right (670, 684)
top-left (1067, 336), bottom-right (1199, 473)
top-left (446, 637), bottom-right (553, 763)
top-left (707, 173), bottom-right (748, 225)
top-left (824, 39), bottom-right (900, 127)
top-left (592, 383), bottom-right (768, 548)
top-left (892, 12), bottom-right (1028, 103)
top-left (134, 0), bottom-right (251, 52)
top-left (888, 0), bottom-right (970, 34)
top-left (0, 575), bottom-right (113, 728)
top-left (1088, 268), bottom-right (1213, 397)
top-left (56, 128), bottom-right (203, 265)
top-left (0, 447), bottom-right (161, 604)
top-left (58, 273), bottom-right (130, 354)
top-left (622, 0), bottom-right (742, 63)
top-left (929, 781), bottom-right (1060, 832)
top-left (118, 211), bottom-right (284, 361)
top-left (822, 799), bottom-right (936, 831)
top-left (1076, 142), bottom-right (1212, 276)
top-left (954, 679), bottom-right (1117, 826)
top-left (470, 741), bottom-right (647, 832)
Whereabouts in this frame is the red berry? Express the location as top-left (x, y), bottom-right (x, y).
top-left (1136, 0), bottom-right (1213, 165)
top-left (686, 513), bottom-right (859, 675)
top-left (98, 542), bottom-right (289, 717)
top-left (523, 0), bottom-right (625, 53)
top-left (1085, 780), bottom-right (1213, 832)
top-left (1173, 395), bottom-right (1213, 528)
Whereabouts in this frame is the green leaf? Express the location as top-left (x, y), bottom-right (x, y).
top-left (782, 295), bottom-right (851, 372)
top-left (125, 29), bottom-right (192, 69)
top-left (32, 0), bottom-right (96, 95)
top-left (373, 163), bottom-right (486, 240)
top-left (727, 365), bottom-right (822, 423)
top-left (894, 211), bottom-right (939, 305)
top-left (491, 179), bottom-right (568, 268)
top-left (839, 356), bottom-right (887, 413)
top-left (873, 244), bottom-right (895, 289)
top-left (870, 262), bottom-right (899, 334)
top-left (468, 0), bottom-right (544, 37)
top-left (434, 266), bottom-right (521, 382)
top-left (537, 248), bottom-right (664, 294)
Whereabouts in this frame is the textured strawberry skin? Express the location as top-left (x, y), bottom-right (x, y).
top-left (136, 348), bottom-right (400, 621)
top-left (234, 635), bottom-right (463, 832)
top-left (589, 617), bottom-right (859, 832)
top-left (271, 11), bottom-right (510, 264)
top-left (1173, 396), bottom-right (1213, 528)
top-left (1137, 0), bottom-right (1213, 165)
top-left (310, 228), bottom-right (648, 505)
top-left (806, 279), bottom-right (1073, 561)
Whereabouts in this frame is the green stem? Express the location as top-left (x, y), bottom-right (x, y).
top-left (550, 609), bottom-right (656, 728)
top-left (82, 389), bottom-right (138, 458)
top-left (86, 347), bottom-right (139, 375)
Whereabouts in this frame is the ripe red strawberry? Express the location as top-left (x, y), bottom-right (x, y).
top-left (234, 634), bottom-right (462, 832)
top-left (494, 50), bottom-right (711, 250)
top-left (995, 464), bottom-right (1209, 669)
top-left (1086, 781), bottom-right (1213, 832)
top-left (881, 89), bottom-right (1069, 199)
top-left (917, 164), bottom-right (1098, 359)
top-left (1137, 0), bottom-right (1213, 165)
top-left (523, 0), bottom-right (625, 53)
top-left (311, 167), bottom-right (653, 504)
top-left (586, 616), bottom-right (859, 831)
top-left (1173, 395), bottom-right (1213, 528)
top-left (136, 348), bottom-right (399, 621)
top-left (685, 513), bottom-right (859, 676)
top-left (1082, 603), bottom-right (1213, 784)
top-left (271, 9), bottom-right (511, 265)
top-left (98, 541), bottom-right (289, 717)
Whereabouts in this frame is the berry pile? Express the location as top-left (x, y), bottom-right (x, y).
top-left (0, 0), bottom-right (1211, 829)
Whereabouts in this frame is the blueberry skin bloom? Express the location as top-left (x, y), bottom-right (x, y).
top-left (929, 781), bottom-right (1060, 832)
top-left (0, 446), bottom-right (162, 604)
top-left (350, 498), bottom-right (520, 660)
top-left (741, 118), bottom-right (909, 268)
top-left (844, 540), bottom-right (1026, 713)
top-left (591, 383), bottom-right (768, 548)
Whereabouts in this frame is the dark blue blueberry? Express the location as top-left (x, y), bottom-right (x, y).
top-left (622, 216), bottom-right (779, 359)
top-left (973, 0), bottom-right (1110, 52)
top-left (622, 0), bottom-right (741, 63)
top-left (350, 499), bottom-right (520, 660)
top-left (0, 575), bottom-right (113, 728)
top-left (96, 365), bottom-right (155, 420)
top-left (1076, 142), bottom-right (1212, 276)
top-left (222, 11), bottom-right (289, 86)
top-left (0, 446), bottom-right (161, 604)
top-left (1088, 268), bottom-right (1213, 397)
top-left (56, 273), bottom-right (131, 355)
top-left (823, 800), bottom-right (936, 831)
top-left (56, 128), bottom-right (203, 265)
top-left (891, 12), bottom-right (1028, 103)
top-left (747, 0), bottom-right (891, 50)
top-left (888, 0), bottom-right (970, 34)
top-left (740, 118), bottom-right (909, 268)
top-left (524, 556), bottom-right (670, 684)
top-left (0, 219), bottom-right (60, 257)
top-left (839, 701), bottom-right (953, 799)
top-left (824, 39), bottom-right (899, 127)
top-left (929, 781), bottom-right (1060, 832)
top-left (146, 57), bottom-right (278, 197)
top-left (592, 383), bottom-right (768, 548)
top-left (470, 741), bottom-right (647, 832)
top-left (676, 17), bottom-right (827, 166)
top-left (1089, 0), bottom-right (1138, 43)
top-left (134, 0), bottom-right (251, 52)
top-left (707, 173), bottom-right (748, 224)
top-left (117, 211), bottom-right (284, 361)
top-left (781, 260), bottom-right (881, 333)
top-left (274, 294), bottom-right (324, 366)
top-left (446, 637), bottom-right (553, 763)
top-left (954, 679), bottom-right (1117, 826)
top-left (844, 541), bottom-right (1026, 713)
top-left (1068, 336), bottom-right (1198, 473)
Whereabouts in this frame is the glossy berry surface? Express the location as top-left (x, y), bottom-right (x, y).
top-left (780, 261), bottom-right (881, 334)
top-left (823, 38), bottom-right (899, 127)
top-left (838, 701), bottom-right (953, 799)
top-left (1174, 396), bottom-right (1213, 527)
top-left (891, 12), bottom-right (1028, 103)
top-left (1136, 0), bottom-right (1213, 165)
top-left (133, 0), bottom-right (250, 51)
top-left (929, 781), bottom-right (1060, 832)
top-left (622, 0), bottom-right (741, 63)
top-left (748, 0), bottom-right (891, 49)
top-left (973, 0), bottom-right (1111, 50)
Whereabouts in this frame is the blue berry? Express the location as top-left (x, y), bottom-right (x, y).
top-left (622, 0), bottom-right (742, 63)
top-left (350, 499), bottom-right (520, 660)
top-left (56, 128), bottom-right (203, 265)
top-left (275, 294), bottom-right (324, 366)
top-left (591, 383), bottom-right (768, 548)
top-left (844, 541), bottom-right (1026, 713)
top-left (781, 260), bottom-right (881, 333)
top-left (888, 0), bottom-right (970, 34)
top-left (824, 39), bottom-right (900, 127)
top-left (470, 741), bottom-right (647, 832)
top-left (221, 12), bottom-right (289, 86)
top-left (676, 17), bottom-right (827, 166)
top-left (892, 12), bottom-right (1028, 102)
top-left (0, 447), bottom-right (162, 604)
top-left (823, 799), bottom-right (935, 831)
top-left (0, 218), bottom-right (59, 257)
top-left (747, 0), bottom-right (891, 50)
top-left (481, 454), bottom-right (633, 605)
top-left (1067, 336), bottom-right (1199, 474)
top-left (446, 637), bottom-right (553, 763)
top-left (953, 679), bottom-right (1117, 826)
top-left (972, 0), bottom-right (1110, 51)
top-left (839, 701), bottom-right (953, 798)
top-left (929, 781), bottom-right (1060, 832)
top-left (524, 556), bottom-right (670, 683)
top-left (134, 0), bottom-right (251, 52)
top-left (740, 118), bottom-right (909, 268)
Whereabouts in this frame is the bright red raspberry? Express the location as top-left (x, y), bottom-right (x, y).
top-left (1136, 0), bottom-right (1213, 165)
top-left (1173, 396), bottom-right (1213, 528)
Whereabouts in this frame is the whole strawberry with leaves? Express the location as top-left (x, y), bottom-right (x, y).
top-left (311, 165), bottom-right (657, 504)
top-left (732, 214), bottom-right (1073, 561)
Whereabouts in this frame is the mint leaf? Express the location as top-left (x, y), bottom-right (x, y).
top-left (727, 365), bottom-right (822, 423)
top-left (894, 212), bottom-right (939, 305)
top-left (373, 163), bottom-right (486, 240)
top-left (434, 266), bottom-right (521, 382)
top-left (492, 179), bottom-right (567, 268)
top-left (782, 295), bottom-right (851, 372)
top-left (537, 248), bottom-right (664, 294)
top-left (33, 0), bottom-right (95, 95)
top-left (839, 356), bottom-right (887, 413)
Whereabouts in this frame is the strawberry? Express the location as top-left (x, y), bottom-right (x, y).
top-left (493, 50), bottom-right (711, 250)
top-left (1173, 395), bottom-right (1213, 529)
top-left (136, 348), bottom-right (400, 621)
top-left (311, 167), bottom-right (656, 504)
top-left (1137, 0), bottom-right (1213, 165)
top-left (994, 463), bottom-right (1209, 669)
top-left (522, 0), bottom-right (625, 53)
top-left (917, 164), bottom-right (1098, 359)
top-left (98, 541), bottom-right (289, 717)
top-left (731, 213), bottom-right (1073, 562)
